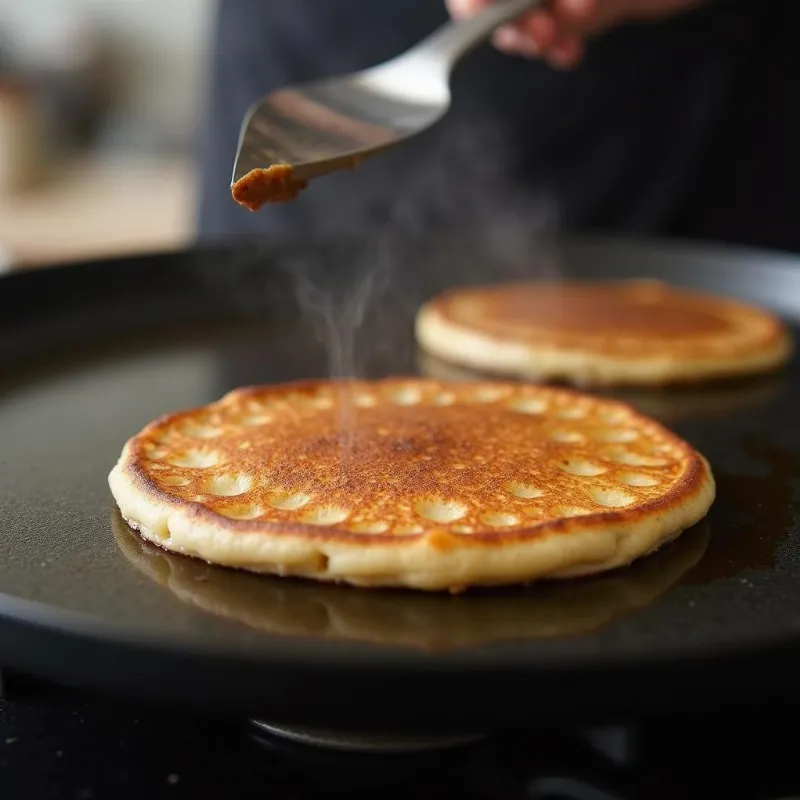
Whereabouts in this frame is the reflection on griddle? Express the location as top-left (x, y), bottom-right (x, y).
top-left (416, 350), bottom-right (784, 425)
top-left (685, 437), bottom-right (800, 585)
top-left (113, 513), bottom-right (708, 652)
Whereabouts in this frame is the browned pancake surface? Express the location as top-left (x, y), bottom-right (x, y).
top-left (433, 280), bottom-right (787, 357)
top-left (125, 379), bottom-right (704, 542)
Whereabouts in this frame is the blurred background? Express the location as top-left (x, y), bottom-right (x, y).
top-left (1, 2), bottom-right (797, 272)
top-left (0, 0), bottom-right (212, 269)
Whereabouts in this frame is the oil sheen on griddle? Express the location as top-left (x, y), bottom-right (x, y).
top-left (683, 437), bottom-right (800, 585)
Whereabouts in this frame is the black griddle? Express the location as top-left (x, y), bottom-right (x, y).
top-left (1, 234), bottom-right (800, 734)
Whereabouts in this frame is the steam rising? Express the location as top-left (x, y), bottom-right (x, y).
top-left (293, 119), bottom-right (562, 373)
top-left (288, 244), bottom-right (393, 463)
top-left (207, 121), bottom-right (564, 469)
top-left (285, 122), bottom-right (563, 468)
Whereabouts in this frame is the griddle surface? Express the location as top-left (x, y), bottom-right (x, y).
top-left (1, 236), bottom-right (799, 726)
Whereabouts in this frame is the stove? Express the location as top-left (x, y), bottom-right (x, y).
top-left (2, 668), bottom-right (798, 799)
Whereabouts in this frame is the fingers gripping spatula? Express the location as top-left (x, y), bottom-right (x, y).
top-left (231, 0), bottom-right (545, 210)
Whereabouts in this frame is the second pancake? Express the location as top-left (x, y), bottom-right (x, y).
top-left (415, 279), bottom-right (792, 387)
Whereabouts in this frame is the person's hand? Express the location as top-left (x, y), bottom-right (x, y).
top-left (445, 0), bottom-right (705, 69)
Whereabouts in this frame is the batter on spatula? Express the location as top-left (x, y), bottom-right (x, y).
top-left (108, 378), bottom-right (714, 592)
top-left (415, 280), bottom-right (793, 387)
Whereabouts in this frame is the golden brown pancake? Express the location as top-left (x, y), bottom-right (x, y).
top-left (114, 514), bottom-right (708, 650)
top-left (415, 280), bottom-right (793, 387)
top-left (108, 378), bottom-right (714, 592)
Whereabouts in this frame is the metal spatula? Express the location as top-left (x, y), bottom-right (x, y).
top-left (231, 0), bottom-right (545, 208)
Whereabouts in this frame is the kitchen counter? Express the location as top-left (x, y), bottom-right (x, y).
top-left (0, 155), bottom-right (195, 269)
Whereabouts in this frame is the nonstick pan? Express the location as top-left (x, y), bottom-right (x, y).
top-left (1, 234), bottom-right (800, 734)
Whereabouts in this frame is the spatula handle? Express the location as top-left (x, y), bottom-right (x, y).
top-left (409, 0), bottom-right (548, 73)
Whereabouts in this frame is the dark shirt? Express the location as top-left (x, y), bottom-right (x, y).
top-left (196, 0), bottom-right (800, 253)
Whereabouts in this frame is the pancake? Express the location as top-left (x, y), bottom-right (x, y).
top-left (415, 279), bottom-right (793, 387)
top-left (108, 378), bottom-right (715, 592)
top-left (114, 515), bottom-right (709, 650)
